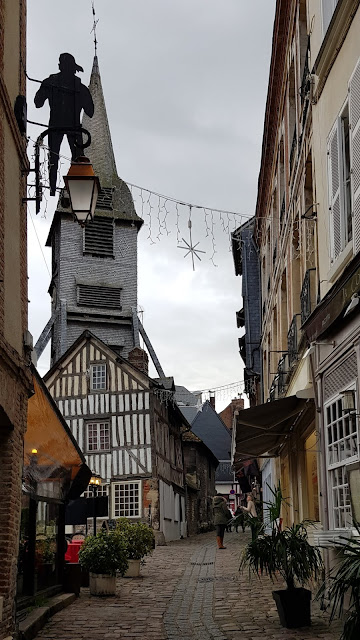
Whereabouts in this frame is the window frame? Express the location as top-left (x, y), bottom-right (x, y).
top-left (328, 99), bottom-right (353, 262)
top-left (112, 480), bottom-right (141, 519)
top-left (82, 483), bottom-right (110, 499)
top-left (90, 363), bottom-right (107, 391)
top-left (321, 0), bottom-right (339, 37)
top-left (86, 420), bottom-right (111, 453)
top-left (324, 384), bottom-right (359, 530)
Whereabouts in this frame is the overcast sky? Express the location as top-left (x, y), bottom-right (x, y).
top-left (27, 0), bottom-right (275, 410)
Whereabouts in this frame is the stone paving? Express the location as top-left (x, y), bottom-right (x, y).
top-left (34, 531), bottom-right (342, 640)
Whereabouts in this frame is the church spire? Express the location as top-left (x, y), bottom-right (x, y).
top-left (82, 55), bottom-right (118, 187)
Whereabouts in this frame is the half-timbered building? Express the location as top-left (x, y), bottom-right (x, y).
top-left (44, 331), bottom-right (187, 541)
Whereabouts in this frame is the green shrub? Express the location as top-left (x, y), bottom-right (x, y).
top-left (78, 529), bottom-right (128, 576)
top-left (115, 518), bottom-right (154, 560)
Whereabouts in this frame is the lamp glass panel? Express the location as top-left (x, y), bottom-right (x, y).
top-left (342, 391), bottom-right (355, 412)
top-left (90, 182), bottom-right (99, 217)
top-left (68, 179), bottom-right (94, 220)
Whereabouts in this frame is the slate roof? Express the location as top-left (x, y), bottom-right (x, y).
top-left (179, 406), bottom-right (199, 425)
top-left (191, 400), bottom-right (232, 462)
top-left (81, 56), bottom-right (142, 225)
top-left (175, 385), bottom-right (201, 406)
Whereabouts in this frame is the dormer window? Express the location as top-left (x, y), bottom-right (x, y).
top-left (91, 364), bottom-right (107, 391)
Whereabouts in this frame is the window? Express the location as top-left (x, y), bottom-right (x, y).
top-left (325, 391), bottom-right (358, 529)
top-left (84, 215), bottom-right (114, 257)
top-left (112, 481), bottom-right (141, 518)
top-left (91, 364), bottom-right (107, 390)
top-left (83, 484), bottom-right (109, 499)
top-left (87, 421), bottom-right (110, 452)
top-left (77, 284), bottom-right (121, 309)
top-left (328, 102), bottom-right (353, 260)
top-left (328, 58), bottom-right (360, 259)
top-left (322, 0), bottom-right (339, 36)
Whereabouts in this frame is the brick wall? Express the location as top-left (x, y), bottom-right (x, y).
top-left (0, 1), bottom-right (32, 637)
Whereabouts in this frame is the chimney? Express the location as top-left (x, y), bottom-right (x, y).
top-left (128, 347), bottom-right (149, 375)
top-left (231, 397), bottom-right (244, 411)
top-left (209, 396), bottom-right (215, 411)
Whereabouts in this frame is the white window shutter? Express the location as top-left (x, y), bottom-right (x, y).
top-left (349, 58), bottom-right (360, 255)
top-left (328, 121), bottom-right (342, 260)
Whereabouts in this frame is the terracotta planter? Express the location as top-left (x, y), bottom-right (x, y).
top-left (89, 572), bottom-right (116, 596)
top-left (124, 558), bottom-right (141, 578)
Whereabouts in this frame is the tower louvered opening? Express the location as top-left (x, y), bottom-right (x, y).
top-left (96, 187), bottom-right (114, 211)
top-left (77, 284), bottom-right (121, 309)
top-left (84, 216), bottom-right (114, 257)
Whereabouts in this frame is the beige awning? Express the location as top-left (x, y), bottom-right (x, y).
top-left (233, 396), bottom-right (314, 466)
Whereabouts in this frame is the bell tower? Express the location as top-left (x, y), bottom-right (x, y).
top-left (46, 56), bottom-right (143, 365)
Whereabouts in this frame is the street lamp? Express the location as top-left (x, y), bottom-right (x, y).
top-left (64, 156), bottom-right (100, 226)
top-left (88, 473), bottom-right (102, 536)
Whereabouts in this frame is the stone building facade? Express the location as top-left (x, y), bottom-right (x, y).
top-left (0, 1), bottom-right (33, 638)
top-left (182, 431), bottom-right (218, 536)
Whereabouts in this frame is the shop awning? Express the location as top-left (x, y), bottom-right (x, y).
top-left (24, 368), bottom-right (91, 501)
top-left (233, 396), bottom-right (314, 466)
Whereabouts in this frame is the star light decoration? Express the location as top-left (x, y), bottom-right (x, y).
top-left (177, 210), bottom-right (206, 271)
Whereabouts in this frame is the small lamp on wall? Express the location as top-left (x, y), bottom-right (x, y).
top-left (341, 390), bottom-right (356, 414)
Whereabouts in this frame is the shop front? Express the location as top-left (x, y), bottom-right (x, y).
top-left (17, 369), bottom-right (91, 608)
top-left (303, 252), bottom-right (360, 545)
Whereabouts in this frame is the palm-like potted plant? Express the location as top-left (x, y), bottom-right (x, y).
top-left (116, 518), bottom-right (154, 577)
top-left (318, 527), bottom-right (360, 640)
top-left (240, 485), bottom-right (323, 628)
top-left (78, 529), bottom-right (128, 595)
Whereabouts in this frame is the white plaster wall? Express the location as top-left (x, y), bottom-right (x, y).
top-left (159, 479), bottom-right (185, 541)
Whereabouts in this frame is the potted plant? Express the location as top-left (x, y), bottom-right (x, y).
top-left (318, 526), bottom-right (360, 640)
top-left (116, 519), bottom-right (154, 577)
top-left (240, 485), bottom-right (323, 629)
top-left (78, 529), bottom-right (128, 595)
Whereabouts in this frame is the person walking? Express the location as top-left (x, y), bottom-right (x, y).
top-left (241, 494), bottom-right (258, 540)
top-left (212, 494), bottom-right (232, 549)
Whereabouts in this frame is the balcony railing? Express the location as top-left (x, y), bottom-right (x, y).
top-left (288, 314), bottom-right (301, 366)
top-left (277, 354), bottom-right (289, 396)
top-left (273, 241), bottom-right (277, 266)
top-left (280, 195), bottom-right (285, 227)
top-left (300, 268), bottom-right (316, 325)
top-left (289, 128), bottom-right (297, 173)
top-left (300, 38), bottom-right (310, 103)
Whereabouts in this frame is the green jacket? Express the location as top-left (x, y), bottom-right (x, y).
top-left (212, 496), bottom-right (232, 525)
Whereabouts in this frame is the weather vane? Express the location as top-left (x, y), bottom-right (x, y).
top-left (177, 206), bottom-right (206, 271)
top-left (91, 0), bottom-right (99, 56)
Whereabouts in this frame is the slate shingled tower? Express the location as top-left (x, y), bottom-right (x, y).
top-left (46, 56), bottom-right (143, 365)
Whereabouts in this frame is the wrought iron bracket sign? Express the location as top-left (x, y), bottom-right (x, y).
top-left (24, 127), bottom-right (91, 214)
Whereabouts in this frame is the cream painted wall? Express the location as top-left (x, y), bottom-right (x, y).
top-left (307, 0), bottom-right (324, 66)
top-left (4, 125), bottom-right (22, 353)
top-left (312, 8), bottom-right (360, 296)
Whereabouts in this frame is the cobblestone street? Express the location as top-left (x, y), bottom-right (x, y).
top-left (34, 532), bottom-right (342, 640)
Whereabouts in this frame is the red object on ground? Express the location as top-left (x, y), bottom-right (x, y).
top-left (65, 541), bottom-right (84, 563)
